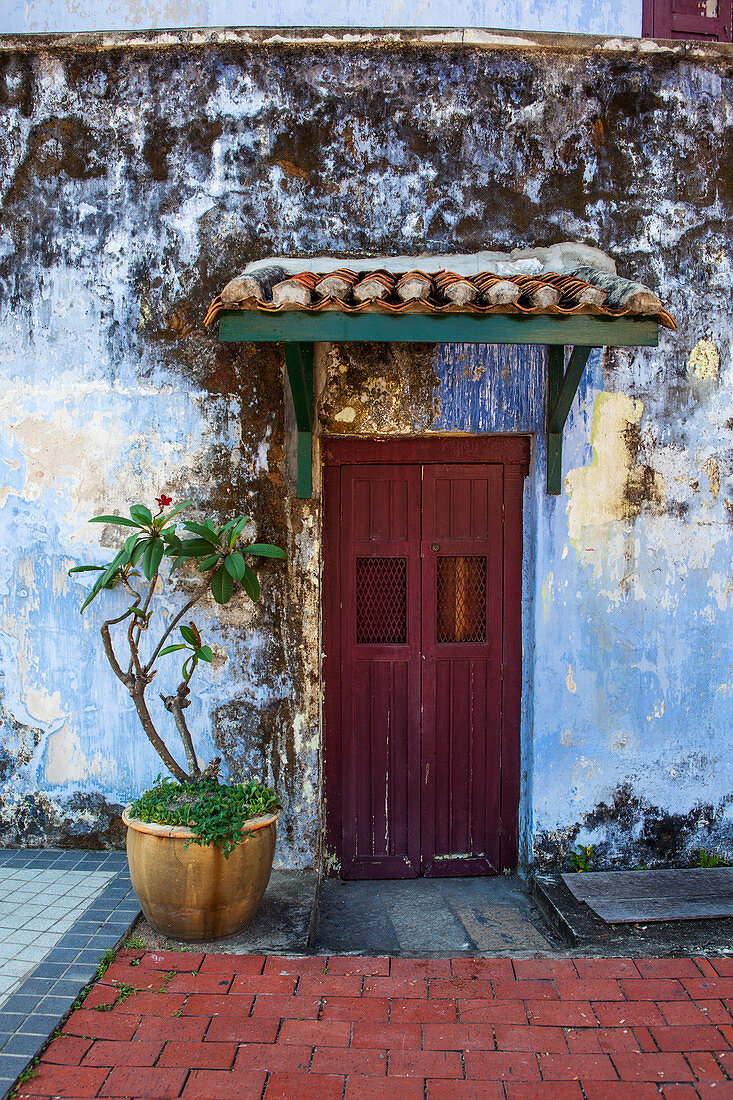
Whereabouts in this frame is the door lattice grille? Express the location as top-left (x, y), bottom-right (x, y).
top-left (356, 557), bottom-right (407, 644)
top-left (437, 556), bottom-right (487, 643)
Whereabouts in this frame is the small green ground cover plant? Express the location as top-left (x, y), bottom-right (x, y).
top-left (695, 848), bottom-right (730, 868)
top-left (69, 495), bottom-right (284, 853)
top-left (569, 843), bottom-right (596, 872)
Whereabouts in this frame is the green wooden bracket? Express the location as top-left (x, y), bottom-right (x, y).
top-left (546, 344), bottom-right (593, 495)
top-left (283, 343), bottom-right (314, 499)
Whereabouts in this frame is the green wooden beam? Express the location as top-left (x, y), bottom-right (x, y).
top-left (283, 343), bottom-right (313, 499)
top-left (219, 310), bottom-right (659, 348)
top-left (296, 431), bottom-right (313, 500)
top-left (547, 346), bottom-right (564, 496)
top-left (549, 346), bottom-right (593, 435)
top-left (546, 345), bottom-right (594, 495)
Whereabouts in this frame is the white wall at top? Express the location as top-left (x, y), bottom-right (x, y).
top-left (2, 0), bottom-right (643, 39)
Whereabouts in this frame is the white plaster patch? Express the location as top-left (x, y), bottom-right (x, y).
top-left (23, 687), bottom-right (65, 725)
top-left (44, 724), bottom-right (116, 785)
top-left (334, 407), bottom-right (357, 423)
top-left (541, 572), bottom-right (554, 623)
top-left (703, 456), bottom-right (721, 499)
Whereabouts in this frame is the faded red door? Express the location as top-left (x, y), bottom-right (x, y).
top-left (323, 438), bottom-right (527, 879)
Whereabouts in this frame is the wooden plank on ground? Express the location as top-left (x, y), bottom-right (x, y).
top-left (561, 868), bottom-right (733, 923)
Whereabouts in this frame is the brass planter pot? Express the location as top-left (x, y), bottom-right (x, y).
top-left (122, 808), bottom-right (279, 941)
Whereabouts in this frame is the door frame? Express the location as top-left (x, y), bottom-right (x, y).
top-left (322, 435), bottom-right (531, 877)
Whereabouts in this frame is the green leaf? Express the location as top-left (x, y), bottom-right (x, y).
top-left (159, 644), bottom-right (188, 656)
top-left (180, 625), bottom-right (198, 646)
top-left (130, 504), bottom-right (153, 526)
top-left (131, 540), bottom-right (148, 566)
top-left (178, 538), bottom-right (218, 558)
top-left (195, 645), bottom-right (213, 662)
top-left (141, 537), bottom-right (165, 580)
top-left (241, 563), bottom-right (260, 602)
top-left (197, 554), bottom-right (220, 572)
top-left (228, 516), bottom-right (250, 546)
top-left (129, 606), bottom-right (147, 619)
top-left (80, 547), bottom-right (129, 612)
top-left (182, 522), bottom-right (220, 546)
top-left (244, 543), bottom-right (287, 559)
top-left (224, 552), bottom-right (245, 581)
top-left (68, 565), bottom-right (105, 574)
top-left (168, 555), bottom-right (186, 572)
top-left (89, 514), bottom-right (140, 528)
top-left (211, 564), bottom-right (234, 605)
top-left (163, 500), bottom-right (194, 522)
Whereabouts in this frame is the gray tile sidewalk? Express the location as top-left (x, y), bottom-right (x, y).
top-left (0, 850), bottom-right (139, 1098)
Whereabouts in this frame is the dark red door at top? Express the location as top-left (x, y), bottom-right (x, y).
top-left (325, 445), bottom-right (524, 880)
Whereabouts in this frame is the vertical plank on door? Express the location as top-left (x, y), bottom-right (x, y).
top-left (421, 464), bottom-right (504, 877)
top-left (499, 463), bottom-right (525, 869)
top-left (338, 464), bottom-right (422, 878)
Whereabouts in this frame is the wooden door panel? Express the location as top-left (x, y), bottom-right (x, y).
top-left (421, 465), bottom-right (504, 876)
top-left (339, 464), bottom-right (421, 879)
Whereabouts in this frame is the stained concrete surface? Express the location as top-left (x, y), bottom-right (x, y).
top-left (130, 871), bottom-right (558, 956)
top-left (313, 875), bottom-right (559, 956)
top-left (129, 870), bottom-right (733, 959)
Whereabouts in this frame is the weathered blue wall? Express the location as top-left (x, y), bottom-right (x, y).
top-left (1, 30), bottom-right (732, 868)
top-left (1, 3), bottom-right (643, 38)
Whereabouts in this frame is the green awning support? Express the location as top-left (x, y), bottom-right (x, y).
top-left (218, 311), bottom-right (659, 500)
top-left (283, 343), bottom-right (313, 499)
top-left (546, 345), bottom-right (594, 495)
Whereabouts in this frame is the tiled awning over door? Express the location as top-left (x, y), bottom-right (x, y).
top-left (205, 244), bottom-right (675, 496)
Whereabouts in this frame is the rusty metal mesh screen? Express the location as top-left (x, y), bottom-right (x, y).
top-left (437, 556), bottom-right (487, 643)
top-left (356, 557), bottom-right (407, 644)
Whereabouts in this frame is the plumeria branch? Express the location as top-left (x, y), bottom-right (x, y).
top-left (69, 494), bottom-right (286, 784)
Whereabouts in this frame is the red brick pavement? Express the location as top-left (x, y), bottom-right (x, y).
top-left (16, 952), bottom-right (733, 1099)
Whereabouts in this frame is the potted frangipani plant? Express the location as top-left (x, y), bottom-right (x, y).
top-left (69, 494), bottom-right (286, 940)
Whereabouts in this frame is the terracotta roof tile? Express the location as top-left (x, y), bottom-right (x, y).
top-left (205, 262), bottom-right (676, 330)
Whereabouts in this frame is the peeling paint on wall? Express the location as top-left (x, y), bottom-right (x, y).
top-left (565, 393), bottom-right (666, 545)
